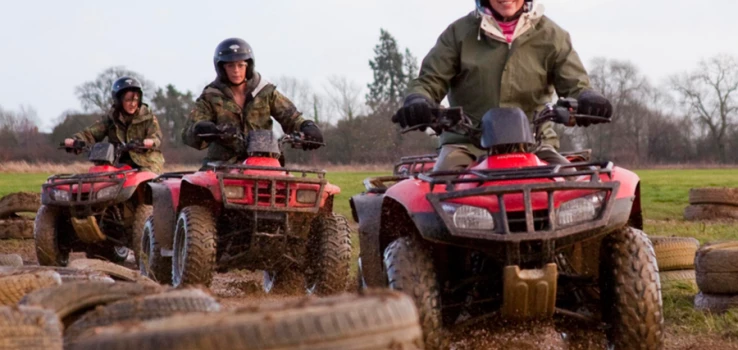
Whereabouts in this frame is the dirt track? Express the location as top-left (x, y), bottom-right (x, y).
top-left (3, 239), bottom-right (738, 349)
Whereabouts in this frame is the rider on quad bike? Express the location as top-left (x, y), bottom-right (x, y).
top-left (137, 38), bottom-right (351, 294)
top-left (35, 76), bottom-right (163, 267)
top-left (353, 102), bottom-right (662, 350)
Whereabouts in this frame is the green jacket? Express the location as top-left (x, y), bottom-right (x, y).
top-left (407, 2), bottom-right (591, 148)
top-left (73, 104), bottom-right (164, 173)
top-left (182, 72), bottom-right (306, 165)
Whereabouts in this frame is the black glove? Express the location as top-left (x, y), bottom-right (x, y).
top-left (193, 121), bottom-right (220, 139)
top-left (65, 140), bottom-right (86, 154)
top-left (300, 121), bottom-right (323, 150)
top-left (391, 94), bottom-right (435, 128)
top-left (576, 90), bottom-right (613, 127)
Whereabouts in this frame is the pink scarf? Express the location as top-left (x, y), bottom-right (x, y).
top-left (497, 19), bottom-right (518, 43)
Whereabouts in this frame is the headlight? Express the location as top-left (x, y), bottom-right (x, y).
top-left (224, 186), bottom-right (244, 199)
top-left (296, 189), bottom-right (318, 204)
top-left (96, 186), bottom-right (119, 200)
top-left (52, 189), bottom-right (70, 201)
top-left (557, 192), bottom-right (606, 227)
top-left (442, 203), bottom-right (495, 230)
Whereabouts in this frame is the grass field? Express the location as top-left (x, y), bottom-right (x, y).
top-left (2, 168), bottom-right (738, 338)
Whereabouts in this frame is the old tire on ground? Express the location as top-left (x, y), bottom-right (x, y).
top-left (305, 213), bottom-right (352, 295)
top-left (0, 253), bottom-right (23, 267)
top-left (0, 266), bottom-right (115, 284)
top-left (694, 292), bottom-right (738, 313)
top-left (689, 188), bottom-right (738, 206)
top-left (0, 217), bottom-right (34, 240)
top-left (130, 205), bottom-right (152, 268)
top-left (0, 192), bottom-right (41, 219)
top-left (0, 306), bottom-right (63, 350)
top-left (67, 258), bottom-right (158, 286)
top-left (139, 216), bottom-right (172, 285)
top-left (695, 241), bottom-right (738, 294)
top-left (172, 206), bottom-right (216, 288)
top-left (86, 245), bottom-right (129, 264)
top-left (684, 204), bottom-right (738, 221)
top-left (64, 288), bottom-right (221, 343)
top-left (384, 237), bottom-right (445, 350)
top-left (0, 270), bottom-right (62, 306)
top-left (20, 281), bottom-right (163, 324)
top-left (659, 270), bottom-right (696, 284)
top-left (649, 236), bottom-right (699, 271)
top-left (34, 205), bottom-right (70, 266)
top-left (67, 290), bottom-right (423, 350)
top-left (599, 227), bottom-right (664, 349)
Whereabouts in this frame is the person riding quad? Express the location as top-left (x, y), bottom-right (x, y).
top-left (64, 76), bottom-right (165, 173)
top-left (392, 0), bottom-right (613, 171)
top-left (182, 37), bottom-right (323, 166)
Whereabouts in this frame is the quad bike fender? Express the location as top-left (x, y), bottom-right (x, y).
top-left (609, 167), bottom-right (643, 230)
top-left (180, 172), bottom-right (222, 204)
top-left (350, 193), bottom-right (386, 287)
top-left (147, 181), bottom-right (180, 249)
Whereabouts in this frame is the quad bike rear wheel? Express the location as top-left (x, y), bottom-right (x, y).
top-left (34, 206), bottom-right (70, 267)
top-left (139, 216), bottom-right (172, 285)
top-left (305, 213), bottom-right (353, 296)
top-left (599, 227), bottom-right (664, 349)
top-left (172, 206), bottom-right (217, 288)
top-left (383, 237), bottom-right (446, 350)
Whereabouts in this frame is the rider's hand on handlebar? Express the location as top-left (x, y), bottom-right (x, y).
top-left (143, 139), bottom-right (154, 149)
top-left (391, 94), bottom-right (434, 129)
top-left (63, 138), bottom-right (86, 154)
top-left (194, 121), bottom-right (220, 139)
top-left (576, 90), bottom-right (612, 126)
top-left (300, 121), bottom-right (324, 150)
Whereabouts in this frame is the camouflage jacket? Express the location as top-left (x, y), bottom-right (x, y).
top-left (181, 72), bottom-right (306, 165)
top-left (72, 104), bottom-right (165, 173)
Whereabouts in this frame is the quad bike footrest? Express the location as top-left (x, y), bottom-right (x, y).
top-left (71, 216), bottom-right (106, 243)
top-left (502, 263), bottom-right (558, 319)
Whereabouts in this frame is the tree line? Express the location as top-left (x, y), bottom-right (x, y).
top-left (1, 29), bottom-right (737, 166)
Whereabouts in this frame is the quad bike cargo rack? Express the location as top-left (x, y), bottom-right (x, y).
top-left (207, 163), bottom-right (327, 213)
top-left (41, 170), bottom-right (135, 206)
top-left (393, 154), bottom-right (438, 176)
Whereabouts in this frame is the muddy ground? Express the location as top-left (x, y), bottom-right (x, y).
top-left (3, 239), bottom-right (737, 350)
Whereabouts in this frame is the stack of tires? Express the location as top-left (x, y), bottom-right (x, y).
top-left (1, 258), bottom-right (424, 350)
top-left (0, 192), bottom-right (40, 240)
top-left (685, 188), bottom-right (738, 221)
top-left (694, 242), bottom-right (738, 313)
top-left (650, 236), bottom-right (700, 284)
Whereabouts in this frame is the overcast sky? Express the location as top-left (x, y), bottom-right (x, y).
top-left (1, 0), bottom-right (737, 131)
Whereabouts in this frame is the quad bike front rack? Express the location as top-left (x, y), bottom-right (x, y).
top-left (41, 170), bottom-right (135, 207)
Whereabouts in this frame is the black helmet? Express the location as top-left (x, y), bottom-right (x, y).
top-left (214, 38), bottom-right (255, 83)
top-left (111, 76), bottom-right (143, 108)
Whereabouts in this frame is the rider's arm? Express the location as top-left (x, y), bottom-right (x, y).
top-left (181, 96), bottom-right (216, 150)
top-left (144, 115), bottom-right (164, 149)
top-left (72, 116), bottom-right (109, 145)
top-left (269, 89), bottom-right (305, 134)
top-left (550, 31), bottom-right (591, 99)
top-left (406, 23), bottom-right (460, 103)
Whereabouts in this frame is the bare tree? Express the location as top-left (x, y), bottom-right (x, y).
top-left (75, 66), bottom-right (155, 113)
top-left (324, 75), bottom-right (364, 123)
top-left (273, 76), bottom-right (312, 114)
top-left (670, 54), bottom-right (738, 163)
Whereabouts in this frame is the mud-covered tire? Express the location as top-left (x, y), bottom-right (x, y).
top-left (694, 292), bottom-right (738, 313)
top-left (684, 204), bottom-right (738, 221)
top-left (172, 206), bottom-right (216, 288)
top-left (689, 188), bottom-right (738, 206)
top-left (139, 217), bottom-right (172, 285)
top-left (130, 205), bottom-right (152, 268)
top-left (20, 281), bottom-right (163, 323)
top-left (67, 290), bottom-right (423, 350)
top-left (34, 205), bottom-right (69, 266)
top-left (599, 227), bottom-right (664, 349)
top-left (0, 306), bottom-right (63, 350)
top-left (649, 236), bottom-right (699, 271)
top-left (0, 253), bottom-right (23, 267)
top-left (659, 270), bottom-right (696, 284)
top-left (0, 270), bottom-right (62, 306)
top-left (68, 258), bottom-right (158, 286)
top-left (384, 237), bottom-right (445, 350)
top-left (64, 288), bottom-right (221, 343)
top-left (695, 241), bottom-right (738, 294)
top-left (0, 192), bottom-right (41, 219)
top-left (306, 213), bottom-right (352, 295)
top-left (0, 217), bottom-right (34, 240)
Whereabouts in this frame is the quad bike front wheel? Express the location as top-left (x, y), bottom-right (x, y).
top-left (305, 213), bottom-right (353, 296)
top-left (384, 237), bottom-right (446, 350)
top-left (130, 204), bottom-right (153, 268)
top-left (34, 205), bottom-right (70, 266)
top-left (599, 226), bottom-right (664, 349)
top-left (139, 216), bottom-right (172, 285)
top-left (86, 245), bottom-right (129, 264)
top-left (172, 206), bottom-right (217, 288)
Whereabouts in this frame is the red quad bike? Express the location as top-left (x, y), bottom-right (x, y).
top-left (35, 141), bottom-right (157, 267)
top-left (351, 99), bottom-right (663, 349)
top-left (141, 130), bottom-right (352, 295)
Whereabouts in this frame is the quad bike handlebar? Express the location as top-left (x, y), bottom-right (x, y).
top-left (58, 141), bottom-right (154, 154)
top-left (196, 131), bottom-right (325, 150)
